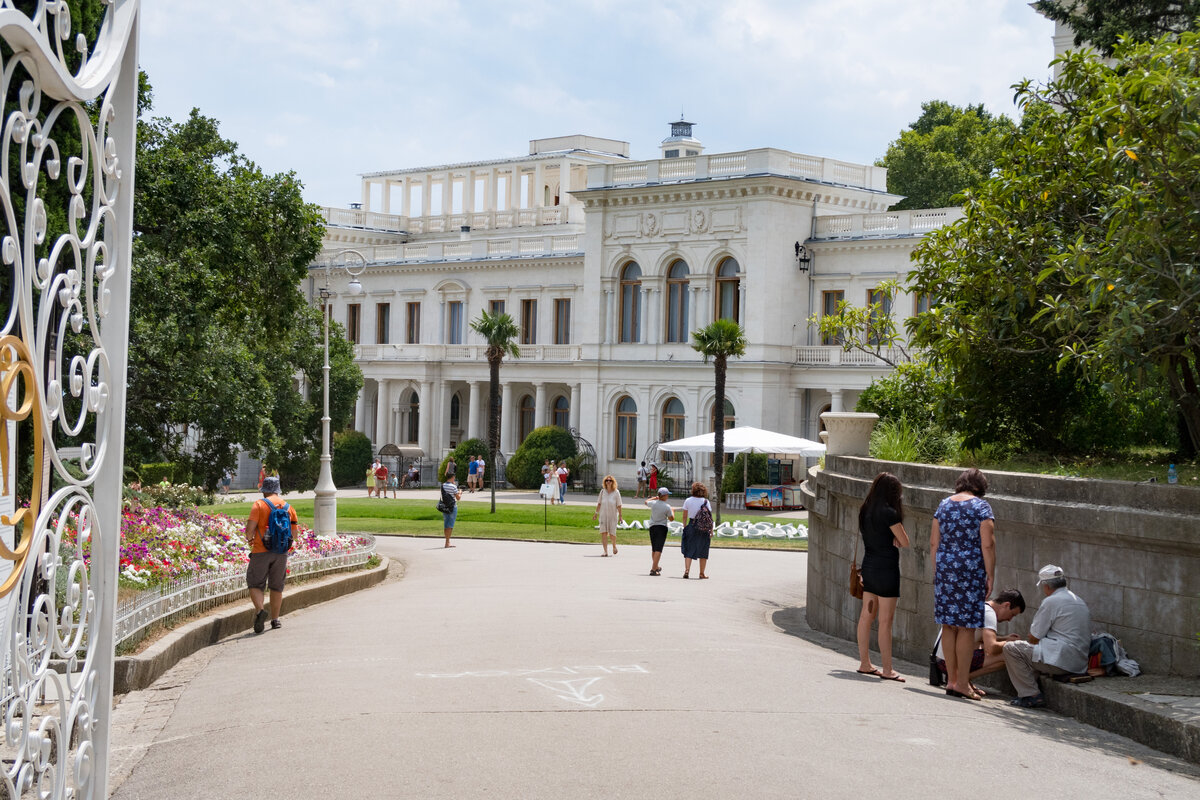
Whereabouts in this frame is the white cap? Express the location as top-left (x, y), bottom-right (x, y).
top-left (1037, 564), bottom-right (1065, 585)
top-left (657, 487), bottom-right (670, 496)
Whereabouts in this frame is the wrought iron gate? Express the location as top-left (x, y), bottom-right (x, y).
top-left (0, 3), bottom-right (140, 798)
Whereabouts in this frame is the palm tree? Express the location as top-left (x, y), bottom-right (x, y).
top-left (692, 318), bottom-right (748, 525)
top-left (470, 310), bottom-right (521, 512)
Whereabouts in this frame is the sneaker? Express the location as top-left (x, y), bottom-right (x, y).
top-left (1009, 693), bottom-right (1046, 708)
top-left (253, 608), bottom-right (269, 634)
top-left (270, 619), bottom-right (282, 630)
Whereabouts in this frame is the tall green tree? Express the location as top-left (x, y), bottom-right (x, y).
top-left (469, 310), bottom-right (520, 512)
top-left (691, 319), bottom-right (747, 525)
top-left (877, 101), bottom-right (1015, 210)
top-left (908, 31), bottom-right (1200, 454)
top-left (129, 96), bottom-right (361, 487)
top-left (1034, 0), bottom-right (1200, 55)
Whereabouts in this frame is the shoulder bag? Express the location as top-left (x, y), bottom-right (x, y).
top-left (850, 535), bottom-right (864, 599)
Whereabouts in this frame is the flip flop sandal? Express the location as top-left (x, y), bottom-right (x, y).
top-left (856, 668), bottom-right (882, 677)
top-left (880, 673), bottom-right (905, 682)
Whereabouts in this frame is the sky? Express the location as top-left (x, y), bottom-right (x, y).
top-left (139, 1), bottom-right (1056, 209)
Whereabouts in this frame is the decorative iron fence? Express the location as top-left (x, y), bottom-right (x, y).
top-left (113, 535), bottom-right (377, 648)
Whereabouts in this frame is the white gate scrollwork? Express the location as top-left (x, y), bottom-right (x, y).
top-left (0, 2), bottom-right (140, 798)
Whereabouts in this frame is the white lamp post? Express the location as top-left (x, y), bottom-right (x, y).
top-left (314, 249), bottom-right (366, 535)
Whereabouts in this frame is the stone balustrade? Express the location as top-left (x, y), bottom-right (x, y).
top-left (812, 207), bottom-right (965, 240)
top-left (317, 234), bottom-right (581, 267)
top-left (319, 205), bottom-right (573, 235)
top-left (794, 346), bottom-right (908, 366)
top-left (586, 147), bottom-right (888, 192)
top-left (354, 343), bottom-right (582, 363)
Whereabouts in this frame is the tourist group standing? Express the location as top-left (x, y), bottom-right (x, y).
top-left (853, 467), bottom-right (1093, 709)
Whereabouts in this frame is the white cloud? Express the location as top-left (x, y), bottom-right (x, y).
top-left (138, 0), bottom-right (1056, 207)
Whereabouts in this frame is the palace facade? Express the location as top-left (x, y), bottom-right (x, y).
top-left (313, 123), bottom-right (963, 485)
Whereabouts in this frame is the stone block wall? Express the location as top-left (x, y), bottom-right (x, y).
top-left (802, 456), bottom-right (1200, 677)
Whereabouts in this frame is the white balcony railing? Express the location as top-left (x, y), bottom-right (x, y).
top-left (316, 234), bottom-right (581, 268)
top-left (321, 206), bottom-right (574, 235)
top-left (354, 344), bottom-right (582, 363)
top-left (587, 148), bottom-right (888, 192)
top-left (812, 208), bottom-right (965, 240)
top-left (794, 346), bottom-right (910, 366)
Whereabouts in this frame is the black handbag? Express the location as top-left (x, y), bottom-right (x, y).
top-left (929, 631), bottom-right (945, 686)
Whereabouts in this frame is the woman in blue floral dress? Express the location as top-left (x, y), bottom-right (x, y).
top-left (930, 468), bottom-right (995, 701)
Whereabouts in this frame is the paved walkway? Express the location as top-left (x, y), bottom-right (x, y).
top-left (109, 539), bottom-right (1199, 799)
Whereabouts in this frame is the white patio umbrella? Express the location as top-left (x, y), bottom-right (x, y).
top-left (658, 425), bottom-right (825, 490)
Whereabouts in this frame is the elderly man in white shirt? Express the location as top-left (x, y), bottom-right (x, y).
top-left (1002, 564), bottom-right (1092, 708)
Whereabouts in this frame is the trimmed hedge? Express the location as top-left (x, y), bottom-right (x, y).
top-left (333, 430), bottom-right (374, 487)
top-left (506, 426), bottom-right (577, 489)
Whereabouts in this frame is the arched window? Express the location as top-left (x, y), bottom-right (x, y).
top-left (661, 397), bottom-right (685, 462)
top-left (519, 394), bottom-right (535, 443)
top-left (665, 260), bottom-right (690, 343)
top-left (710, 399), bottom-right (736, 433)
top-left (553, 395), bottom-right (570, 428)
top-left (615, 395), bottom-right (638, 460)
top-left (406, 391), bottom-right (420, 443)
top-left (715, 257), bottom-right (740, 323)
top-left (619, 262), bottom-right (642, 343)
top-left (450, 393), bottom-right (461, 430)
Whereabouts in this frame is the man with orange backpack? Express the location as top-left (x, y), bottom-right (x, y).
top-left (245, 476), bottom-right (298, 633)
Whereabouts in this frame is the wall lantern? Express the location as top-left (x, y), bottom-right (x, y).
top-left (795, 242), bottom-right (812, 273)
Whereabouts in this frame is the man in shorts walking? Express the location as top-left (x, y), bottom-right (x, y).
top-left (245, 476), bottom-right (297, 633)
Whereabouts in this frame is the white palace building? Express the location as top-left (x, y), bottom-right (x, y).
top-left (312, 121), bottom-right (963, 485)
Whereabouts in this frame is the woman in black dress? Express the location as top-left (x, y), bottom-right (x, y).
top-left (855, 472), bottom-right (911, 681)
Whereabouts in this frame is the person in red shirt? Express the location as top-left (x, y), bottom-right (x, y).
top-left (245, 476), bottom-right (298, 633)
top-left (375, 462), bottom-right (389, 499)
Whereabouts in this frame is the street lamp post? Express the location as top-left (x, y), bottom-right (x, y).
top-left (314, 249), bottom-right (366, 536)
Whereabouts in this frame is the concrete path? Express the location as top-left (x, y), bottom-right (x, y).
top-left (109, 538), bottom-right (1199, 799)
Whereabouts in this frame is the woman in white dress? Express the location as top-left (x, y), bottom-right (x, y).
top-left (547, 460), bottom-right (561, 505)
top-left (592, 475), bottom-right (623, 556)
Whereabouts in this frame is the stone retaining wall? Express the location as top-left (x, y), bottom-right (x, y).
top-left (802, 456), bottom-right (1200, 677)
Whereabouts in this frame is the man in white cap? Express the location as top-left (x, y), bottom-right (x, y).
top-left (1002, 564), bottom-right (1091, 708)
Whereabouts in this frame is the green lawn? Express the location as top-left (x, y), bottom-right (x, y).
top-left (961, 448), bottom-right (1198, 485)
top-left (201, 498), bottom-right (808, 550)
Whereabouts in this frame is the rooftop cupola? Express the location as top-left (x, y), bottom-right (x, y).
top-left (660, 116), bottom-right (703, 159)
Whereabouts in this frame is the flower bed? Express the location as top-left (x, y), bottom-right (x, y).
top-left (116, 504), bottom-right (369, 589)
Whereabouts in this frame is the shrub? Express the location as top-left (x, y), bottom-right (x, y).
top-left (721, 453), bottom-right (769, 495)
top-left (869, 417), bottom-right (961, 464)
top-left (506, 426), bottom-right (578, 489)
top-left (333, 430), bottom-right (373, 487)
top-left (124, 481), bottom-right (214, 509)
top-left (140, 462), bottom-right (177, 484)
top-left (442, 438), bottom-right (493, 485)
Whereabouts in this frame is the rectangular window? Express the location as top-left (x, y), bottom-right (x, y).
top-left (553, 299), bottom-right (570, 345)
top-left (521, 299), bottom-right (537, 345)
top-left (866, 288), bottom-right (893, 346)
top-left (376, 303), bottom-right (390, 344)
top-left (447, 301), bottom-right (463, 344)
top-left (821, 290), bottom-right (844, 346)
top-left (347, 303), bottom-right (361, 344)
top-left (914, 292), bottom-right (933, 315)
top-left (489, 299), bottom-right (506, 317)
top-left (405, 302), bottom-right (421, 344)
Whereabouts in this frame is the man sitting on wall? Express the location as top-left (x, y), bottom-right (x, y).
top-left (1003, 564), bottom-right (1092, 709)
top-left (935, 589), bottom-right (1026, 695)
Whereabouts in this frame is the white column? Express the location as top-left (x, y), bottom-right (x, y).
top-left (646, 287), bottom-right (660, 345)
top-left (442, 172), bottom-right (453, 217)
top-left (500, 383), bottom-right (514, 453)
top-left (435, 380), bottom-right (450, 455)
top-left (490, 167), bottom-right (500, 212)
top-left (467, 381), bottom-right (481, 440)
top-left (569, 384), bottom-right (581, 431)
top-left (422, 175), bottom-right (432, 217)
top-left (361, 179), bottom-right (371, 210)
top-left (401, 178), bottom-right (411, 218)
top-left (738, 279), bottom-right (747, 326)
top-left (559, 158), bottom-right (571, 204)
top-left (534, 162), bottom-right (545, 208)
top-left (605, 289), bottom-right (615, 343)
top-left (463, 170), bottom-right (475, 216)
top-left (509, 166), bottom-right (522, 211)
top-left (417, 380), bottom-right (432, 457)
top-left (534, 382), bottom-right (547, 430)
top-left (355, 384), bottom-right (368, 434)
top-left (830, 388), bottom-right (845, 413)
top-left (375, 379), bottom-right (392, 446)
top-left (639, 286), bottom-right (649, 343)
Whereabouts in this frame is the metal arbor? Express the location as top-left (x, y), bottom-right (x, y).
top-left (568, 427), bottom-right (597, 490)
top-left (0, 3), bottom-right (141, 798)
